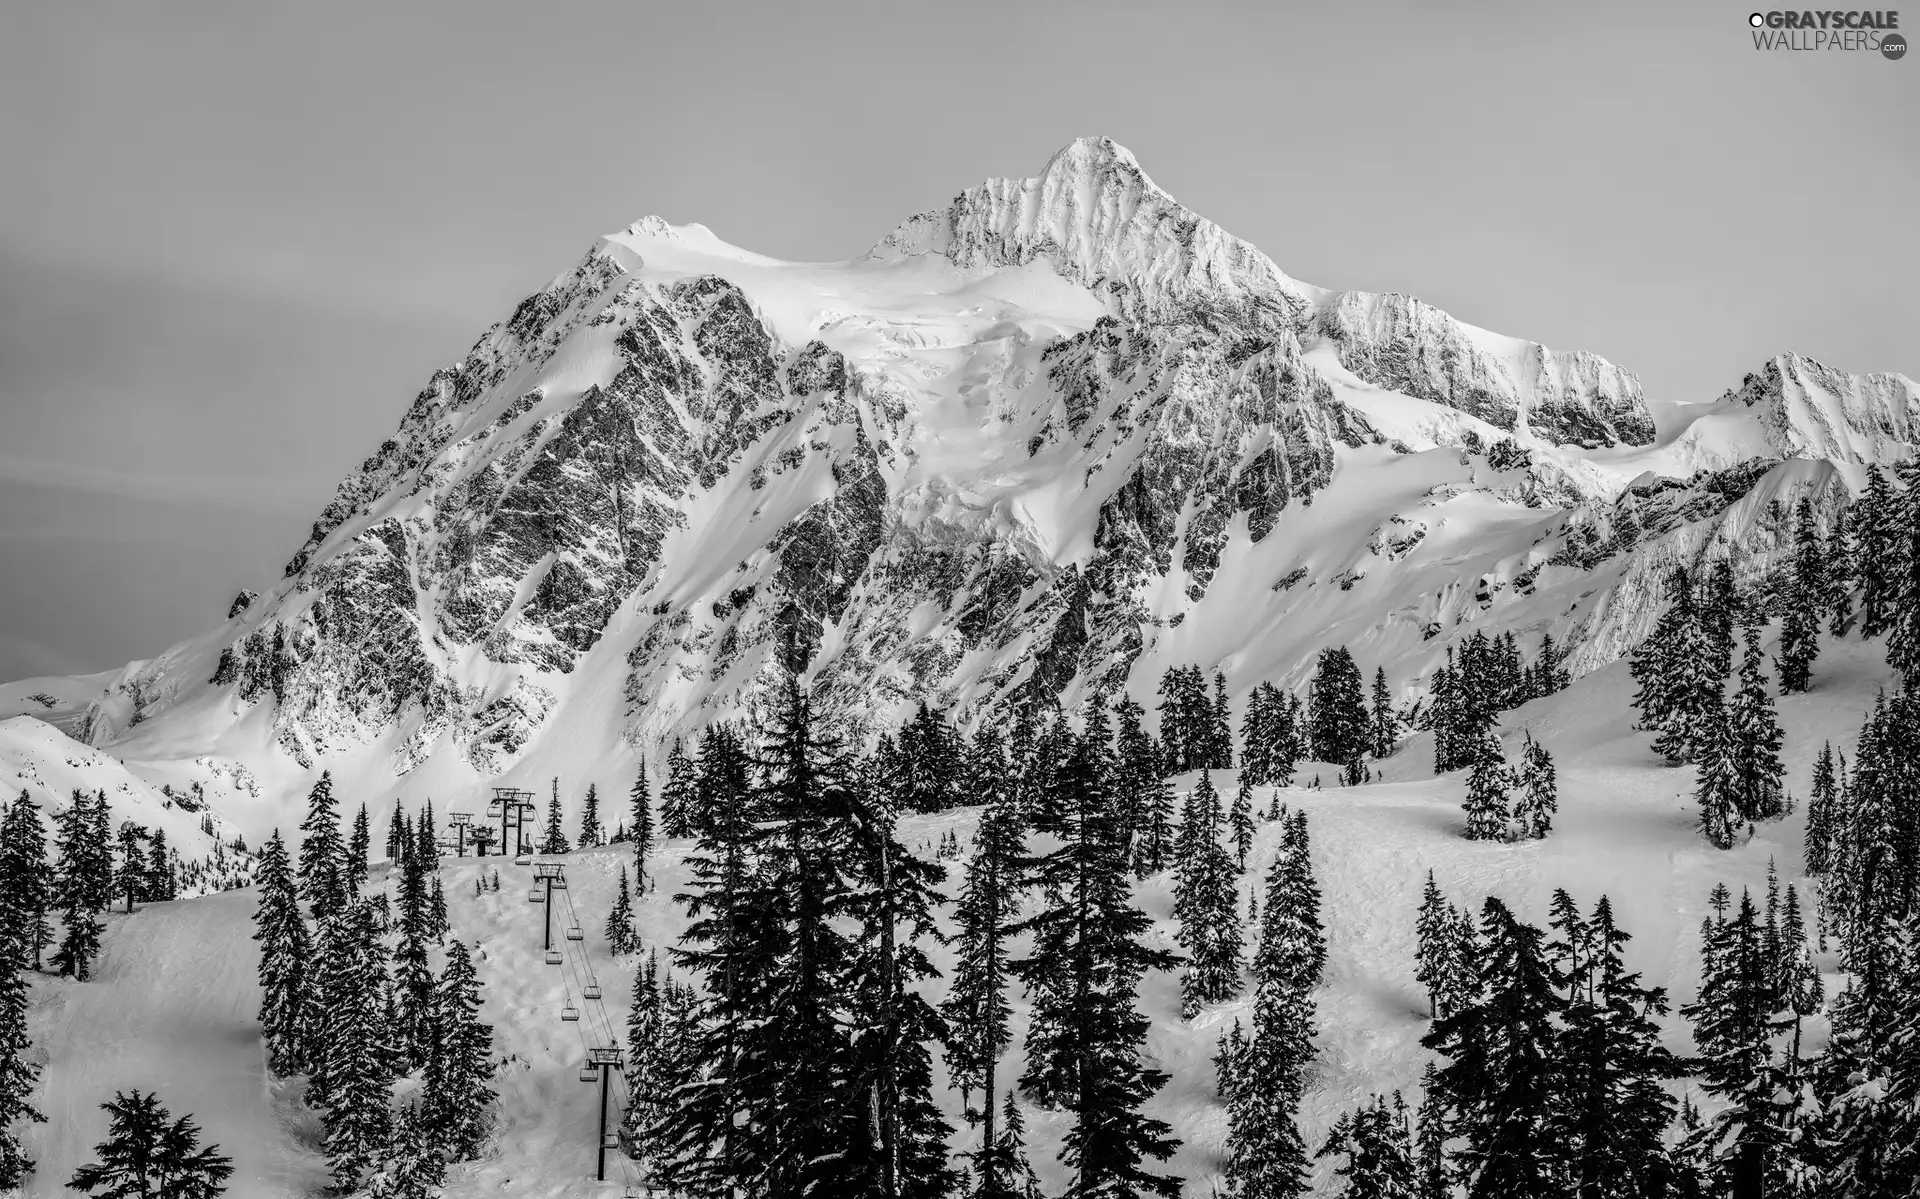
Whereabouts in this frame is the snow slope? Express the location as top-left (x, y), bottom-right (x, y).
top-left (18, 631), bottom-right (1889, 1196)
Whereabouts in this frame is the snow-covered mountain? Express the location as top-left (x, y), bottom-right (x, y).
top-left (3, 136), bottom-right (1914, 836)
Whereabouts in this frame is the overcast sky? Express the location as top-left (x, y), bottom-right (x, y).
top-left (1, 0), bottom-right (1913, 682)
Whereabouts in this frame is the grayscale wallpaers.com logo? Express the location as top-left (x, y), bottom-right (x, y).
top-left (1748, 10), bottom-right (1906, 55)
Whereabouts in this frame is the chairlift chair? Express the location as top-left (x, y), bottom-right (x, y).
top-left (545, 949), bottom-right (563, 966)
top-left (551, 876), bottom-right (568, 890)
top-left (565, 925), bottom-right (584, 941)
top-left (561, 1004), bottom-right (580, 1022)
top-left (602, 1132), bottom-right (620, 1148)
top-left (581, 983), bottom-right (602, 1000)
top-left (513, 854), bottom-right (532, 866)
top-left (580, 1065), bottom-right (600, 1082)
top-left (526, 889), bottom-right (544, 903)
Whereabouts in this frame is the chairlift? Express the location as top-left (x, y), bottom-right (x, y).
top-left (565, 925), bottom-right (584, 941)
top-left (526, 889), bottom-right (544, 903)
top-left (602, 1132), bottom-right (620, 1149)
top-left (561, 1004), bottom-right (580, 1022)
top-left (581, 983), bottom-right (603, 1000)
top-left (551, 875), bottom-right (568, 890)
top-left (513, 854), bottom-right (532, 866)
top-left (580, 1064), bottom-right (600, 1082)
top-left (545, 949), bottom-right (563, 966)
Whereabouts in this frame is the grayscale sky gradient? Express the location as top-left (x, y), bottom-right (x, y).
top-left (1, 0), bottom-right (1913, 682)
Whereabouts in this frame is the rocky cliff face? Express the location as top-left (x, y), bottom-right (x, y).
top-left (13, 139), bottom-right (1911, 791)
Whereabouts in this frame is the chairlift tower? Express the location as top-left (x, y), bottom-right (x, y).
top-left (487, 787), bottom-right (537, 858)
top-left (448, 810), bottom-right (472, 857)
top-left (531, 861), bottom-right (566, 951)
top-left (581, 1045), bottom-right (625, 1181)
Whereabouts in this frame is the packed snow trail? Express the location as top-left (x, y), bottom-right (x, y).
top-left (22, 887), bottom-right (330, 1198)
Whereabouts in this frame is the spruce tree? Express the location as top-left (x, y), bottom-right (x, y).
top-left (385, 798), bottom-right (407, 865)
top-left (1210, 670), bottom-right (1235, 770)
top-left (1009, 719), bottom-right (1181, 1196)
top-left (1513, 732), bottom-right (1556, 841)
top-left (1547, 895), bottom-right (1684, 1198)
top-left (251, 830), bottom-right (310, 1075)
top-left (1805, 740), bottom-right (1838, 875)
top-left (1174, 771), bottom-right (1243, 1017)
top-left (945, 789), bottom-right (1023, 1197)
top-left (982, 1090), bottom-right (1044, 1199)
top-left (52, 791), bottom-right (103, 981)
top-left (0, 920), bottom-right (44, 1187)
top-left (1421, 898), bottom-right (1563, 1198)
top-left (1414, 871), bottom-right (1452, 1019)
top-left (580, 781), bottom-right (602, 848)
top-left (1728, 626), bottom-right (1787, 823)
top-left (659, 738), bottom-right (698, 838)
top-left (1230, 774), bottom-right (1256, 872)
top-left (1317, 1093), bottom-right (1417, 1198)
top-left (1885, 460), bottom-right (1920, 684)
top-left (605, 865), bottom-right (636, 956)
top-left (1308, 646), bottom-right (1369, 766)
top-left (142, 827), bottom-right (173, 904)
top-left (392, 828), bottom-right (437, 1069)
top-left (415, 799), bottom-right (439, 872)
top-left (538, 782), bottom-right (570, 855)
top-left (1224, 809), bottom-right (1322, 1199)
top-left (66, 1091), bottom-right (234, 1197)
top-left (1370, 667), bottom-right (1400, 759)
top-left (347, 802), bottom-right (371, 893)
top-left (1693, 708), bottom-right (1744, 850)
top-left (114, 821), bottom-right (145, 913)
top-left (423, 939), bottom-right (494, 1161)
top-left (296, 772), bottom-right (347, 921)
top-left (87, 795), bottom-right (113, 915)
top-left (1462, 732), bottom-right (1512, 842)
top-left (1777, 499), bottom-right (1825, 693)
top-left (0, 790), bottom-right (53, 970)
top-left (317, 901), bottom-right (394, 1188)
top-left (630, 765), bottom-right (653, 893)
top-left (845, 759), bottom-right (957, 1199)
top-left (1854, 466), bottom-right (1898, 636)
top-left (1681, 888), bottom-right (1790, 1196)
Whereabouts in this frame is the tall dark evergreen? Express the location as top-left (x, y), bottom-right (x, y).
top-left (422, 939), bottom-right (494, 1161)
top-left (605, 865), bottom-right (638, 956)
top-left (1174, 772), bottom-right (1242, 1016)
top-left (385, 797), bottom-right (407, 865)
top-left (945, 786), bottom-right (1023, 1197)
top-left (1547, 895), bottom-right (1685, 1198)
top-left (1776, 497), bottom-right (1825, 693)
top-left (0, 885), bottom-right (44, 1187)
top-left (1630, 566), bottom-right (1725, 765)
top-left (1009, 717), bottom-right (1181, 1196)
top-left (1111, 699), bottom-right (1167, 876)
top-left (114, 822), bottom-right (145, 913)
top-left (1229, 775), bottom-right (1255, 872)
top-left (1886, 461), bottom-right (1920, 684)
top-left (1222, 810), bottom-right (1322, 1199)
top-left (1804, 740), bottom-right (1838, 876)
top-left (1370, 667), bottom-right (1400, 759)
top-left (539, 781), bottom-right (569, 854)
top-left (251, 829), bottom-right (310, 1074)
top-left (296, 772), bottom-right (348, 920)
top-left (1156, 665), bottom-right (1213, 776)
top-left (1209, 671), bottom-right (1235, 770)
top-left (1461, 731), bottom-right (1512, 842)
top-left (52, 791), bottom-right (104, 981)
top-left (142, 827), bottom-right (174, 904)
top-left (347, 802), bottom-right (371, 892)
top-left (1317, 1094), bottom-right (1416, 1199)
top-left (1308, 646), bottom-right (1369, 767)
top-left (1853, 466), bottom-right (1899, 637)
top-left (66, 1091), bottom-right (234, 1198)
top-left (1681, 888), bottom-right (1793, 1196)
top-left (391, 833), bottom-right (437, 1069)
top-left (580, 781), bottom-right (602, 848)
top-left (629, 765), bottom-right (654, 893)
top-left (1728, 625), bottom-right (1787, 824)
top-left (1512, 732), bottom-right (1556, 842)
top-left (316, 900), bottom-right (394, 1189)
top-left (0, 791), bottom-right (53, 970)
top-left (658, 738), bottom-right (699, 838)
top-left (1240, 681), bottom-right (1301, 789)
top-left (1421, 898), bottom-right (1563, 1198)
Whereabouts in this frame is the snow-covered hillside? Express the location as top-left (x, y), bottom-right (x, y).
top-left (3, 137), bottom-right (1912, 849)
top-left (17, 629), bottom-right (1891, 1197)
